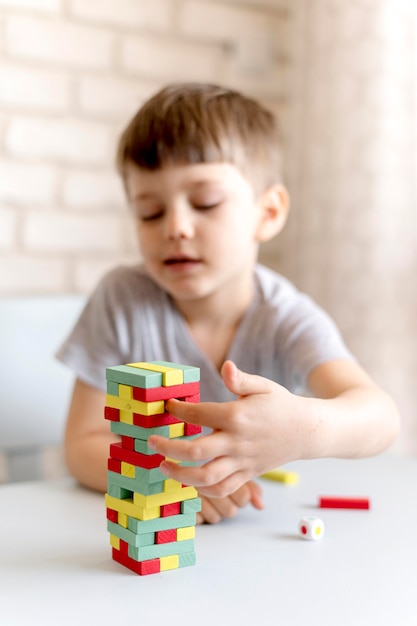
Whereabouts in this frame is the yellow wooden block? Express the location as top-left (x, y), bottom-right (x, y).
top-left (121, 461), bottom-right (136, 478)
top-left (119, 384), bottom-right (133, 399)
top-left (260, 469), bottom-right (299, 485)
top-left (164, 479), bottom-right (182, 493)
top-left (105, 494), bottom-right (160, 521)
top-left (165, 457), bottom-right (180, 464)
top-left (106, 393), bottom-right (164, 416)
top-left (118, 512), bottom-right (128, 528)
top-left (169, 422), bottom-right (184, 438)
top-left (127, 362), bottom-right (183, 386)
top-left (133, 485), bottom-right (197, 509)
top-left (120, 410), bottom-right (133, 425)
top-left (110, 534), bottom-right (120, 550)
top-left (177, 526), bottom-right (195, 541)
top-left (160, 554), bottom-right (179, 571)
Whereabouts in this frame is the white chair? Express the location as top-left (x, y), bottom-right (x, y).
top-left (0, 295), bottom-right (85, 482)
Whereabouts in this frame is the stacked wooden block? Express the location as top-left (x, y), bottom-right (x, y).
top-left (104, 361), bottom-right (202, 576)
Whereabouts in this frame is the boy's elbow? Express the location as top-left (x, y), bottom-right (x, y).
top-left (378, 390), bottom-right (401, 451)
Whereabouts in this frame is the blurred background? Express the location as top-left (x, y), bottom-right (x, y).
top-left (1, 0), bottom-right (416, 481)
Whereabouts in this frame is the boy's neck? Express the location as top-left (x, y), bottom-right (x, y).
top-left (172, 271), bottom-right (256, 370)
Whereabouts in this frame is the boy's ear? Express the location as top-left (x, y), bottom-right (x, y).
top-left (255, 184), bottom-right (290, 242)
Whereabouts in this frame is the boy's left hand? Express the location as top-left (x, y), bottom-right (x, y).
top-left (197, 480), bottom-right (264, 524)
top-left (148, 360), bottom-right (308, 498)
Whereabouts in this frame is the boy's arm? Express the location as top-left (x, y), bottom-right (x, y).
top-left (147, 359), bottom-right (400, 498)
top-left (64, 378), bottom-right (118, 492)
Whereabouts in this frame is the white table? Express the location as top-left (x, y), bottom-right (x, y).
top-left (1, 456), bottom-right (416, 626)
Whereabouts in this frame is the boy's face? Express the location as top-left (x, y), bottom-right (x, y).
top-left (125, 161), bottom-right (270, 305)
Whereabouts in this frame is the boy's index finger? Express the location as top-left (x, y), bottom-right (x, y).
top-left (166, 398), bottom-right (203, 424)
top-left (166, 398), bottom-right (226, 430)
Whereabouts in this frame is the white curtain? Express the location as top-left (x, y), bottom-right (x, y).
top-left (281, 0), bottom-right (417, 454)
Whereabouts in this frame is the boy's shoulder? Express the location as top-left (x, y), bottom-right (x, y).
top-left (254, 264), bottom-right (301, 303)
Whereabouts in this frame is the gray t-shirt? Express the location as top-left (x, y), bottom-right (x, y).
top-left (56, 263), bottom-right (354, 401)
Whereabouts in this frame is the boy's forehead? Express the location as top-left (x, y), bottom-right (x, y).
top-left (125, 161), bottom-right (253, 194)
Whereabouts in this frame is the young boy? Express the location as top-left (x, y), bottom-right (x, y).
top-left (57, 82), bottom-right (399, 524)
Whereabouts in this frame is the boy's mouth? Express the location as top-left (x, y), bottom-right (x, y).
top-left (163, 255), bottom-right (202, 271)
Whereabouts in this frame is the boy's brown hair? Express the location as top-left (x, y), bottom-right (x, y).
top-left (116, 82), bottom-right (283, 194)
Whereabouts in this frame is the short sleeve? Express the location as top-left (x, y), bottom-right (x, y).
top-left (55, 267), bottom-right (133, 390)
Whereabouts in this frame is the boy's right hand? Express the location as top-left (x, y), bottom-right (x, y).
top-left (197, 480), bottom-right (264, 524)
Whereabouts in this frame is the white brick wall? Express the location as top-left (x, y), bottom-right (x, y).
top-left (0, 0), bottom-right (290, 296)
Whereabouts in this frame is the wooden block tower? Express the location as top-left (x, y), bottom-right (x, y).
top-left (104, 360), bottom-right (202, 576)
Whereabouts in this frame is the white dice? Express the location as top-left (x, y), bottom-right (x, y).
top-left (298, 516), bottom-right (325, 541)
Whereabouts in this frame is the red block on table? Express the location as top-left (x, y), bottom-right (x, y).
top-left (319, 496), bottom-right (370, 510)
top-left (109, 442), bottom-right (164, 469)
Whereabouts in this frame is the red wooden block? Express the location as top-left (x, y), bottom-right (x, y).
top-left (104, 406), bottom-right (120, 422)
top-left (160, 502), bottom-right (181, 517)
top-left (121, 435), bottom-right (135, 450)
top-left (112, 548), bottom-right (161, 576)
top-left (132, 381), bottom-right (200, 402)
top-left (319, 496), bottom-right (370, 510)
top-left (184, 423), bottom-right (202, 436)
top-left (184, 394), bottom-right (200, 403)
top-left (110, 442), bottom-right (164, 469)
top-left (155, 529), bottom-right (177, 544)
top-left (120, 539), bottom-right (129, 555)
top-left (107, 457), bottom-right (122, 473)
top-left (106, 507), bottom-right (118, 523)
top-left (133, 412), bottom-right (181, 428)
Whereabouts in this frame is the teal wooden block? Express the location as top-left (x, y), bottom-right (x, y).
top-left (127, 511), bottom-right (197, 534)
top-left (178, 551), bottom-right (196, 568)
top-left (106, 380), bottom-right (119, 395)
top-left (152, 361), bottom-right (200, 383)
top-left (128, 539), bottom-right (195, 562)
top-left (181, 497), bottom-right (202, 514)
top-left (107, 482), bottom-right (132, 499)
top-left (107, 471), bottom-right (165, 496)
top-left (110, 420), bottom-right (170, 440)
top-left (134, 438), bottom-right (159, 455)
top-left (106, 365), bottom-right (162, 389)
top-left (107, 521), bottom-right (154, 547)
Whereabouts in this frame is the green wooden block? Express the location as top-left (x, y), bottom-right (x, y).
top-left (134, 438), bottom-right (159, 455)
top-left (152, 361), bottom-right (200, 383)
top-left (107, 471), bottom-right (165, 496)
top-left (107, 483), bottom-right (132, 499)
top-left (106, 365), bottom-right (162, 389)
top-left (128, 539), bottom-right (195, 562)
top-left (107, 521), bottom-right (154, 547)
top-left (106, 380), bottom-right (119, 395)
top-left (178, 551), bottom-right (196, 568)
top-left (181, 497), bottom-right (202, 514)
top-left (110, 420), bottom-right (170, 440)
top-left (127, 511), bottom-right (197, 534)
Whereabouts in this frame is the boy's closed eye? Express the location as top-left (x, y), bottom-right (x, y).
top-left (133, 201), bottom-right (164, 222)
top-left (189, 194), bottom-right (224, 211)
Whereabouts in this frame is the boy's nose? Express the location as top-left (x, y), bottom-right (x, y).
top-left (164, 206), bottom-right (194, 240)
